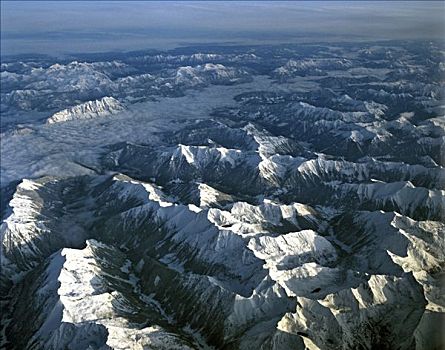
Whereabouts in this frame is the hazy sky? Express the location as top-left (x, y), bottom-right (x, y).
top-left (1, 1), bottom-right (444, 55)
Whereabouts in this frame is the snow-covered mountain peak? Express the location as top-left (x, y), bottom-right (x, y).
top-left (46, 96), bottom-right (125, 124)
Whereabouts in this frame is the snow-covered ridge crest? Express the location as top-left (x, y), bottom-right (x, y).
top-left (46, 96), bottom-right (124, 124)
top-left (172, 144), bottom-right (243, 167)
top-left (174, 63), bottom-right (250, 86)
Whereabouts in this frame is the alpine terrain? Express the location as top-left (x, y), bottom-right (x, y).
top-left (1, 40), bottom-right (444, 349)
